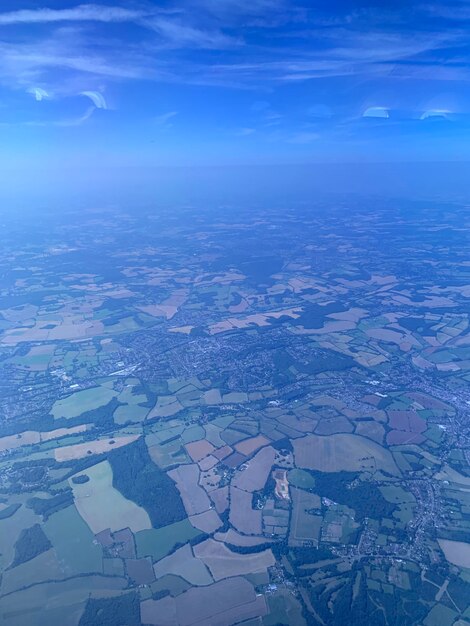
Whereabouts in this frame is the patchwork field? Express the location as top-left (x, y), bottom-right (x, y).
top-left (0, 424), bottom-right (89, 452)
top-left (54, 434), bottom-right (139, 461)
top-left (293, 433), bottom-right (400, 475)
top-left (135, 519), bottom-right (201, 562)
top-left (0, 575), bottom-right (127, 626)
top-left (153, 544), bottom-right (213, 585)
top-left (289, 487), bottom-right (322, 547)
top-left (232, 446), bottom-right (276, 492)
top-left (234, 434), bottom-right (271, 456)
top-left (214, 528), bottom-right (274, 547)
top-left (188, 509), bottom-right (222, 533)
top-left (168, 464), bottom-right (211, 516)
top-left (1, 202), bottom-right (469, 626)
top-left (193, 538), bottom-right (275, 581)
top-left (185, 439), bottom-right (215, 462)
top-left (141, 576), bottom-right (268, 626)
top-left (230, 486), bottom-right (262, 535)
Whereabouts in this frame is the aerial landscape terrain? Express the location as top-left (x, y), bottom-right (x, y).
top-left (0, 197), bottom-right (469, 625)
top-left (1, 0), bottom-right (469, 623)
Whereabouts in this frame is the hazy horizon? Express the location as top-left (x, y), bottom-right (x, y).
top-left (2, 161), bottom-right (470, 211)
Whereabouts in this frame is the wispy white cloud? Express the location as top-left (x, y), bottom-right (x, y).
top-left (147, 18), bottom-right (237, 48)
top-left (201, 28), bottom-right (459, 85)
top-left (0, 3), bottom-right (464, 93)
top-left (153, 111), bottom-right (178, 127)
top-left (80, 90), bottom-right (107, 108)
top-left (27, 86), bottom-right (50, 101)
top-left (421, 2), bottom-right (470, 20)
top-left (363, 106), bottom-right (390, 119)
top-left (16, 84), bottom-right (106, 127)
top-left (0, 4), bottom-right (237, 50)
top-left (0, 1), bottom-right (283, 29)
top-left (183, 0), bottom-right (290, 24)
top-left (0, 5), bottom-right (146, 26)
top-left (0, 1), bottom-right (468, 133)
top-left (0, 36), bottom-right (152, 89)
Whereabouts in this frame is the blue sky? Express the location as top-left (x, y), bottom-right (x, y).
top-left (1, 0), bottom-right (470, 171)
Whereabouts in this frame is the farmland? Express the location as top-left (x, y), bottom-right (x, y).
top-left (193, 538), bottom-right (275, 581)
top-left (293, 433), bottom-right (400, 475)
top-left (141, 577), bottom-right (268, 626)
top-left (54, 434), bottom-right (139, 461)
top-left (70, 460), bottom-right (151, 534)
top-left (153, 543), bottom-right (213, 585)
top-left (0, 200), bottom-right (469, 624)
top-left (51, 386), bottom-right (118, 420)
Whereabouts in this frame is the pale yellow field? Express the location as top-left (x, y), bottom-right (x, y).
top-left (438, 539), bottom-right (470, 568)
top-left (0, 424), bottom-right (89, 452)
top-left (169, 325), bottom-right (194, 334)
top-left (208, 308), bottom-right (302, 335)
top-left (54, 434), bottom-right (139, 461)
top-left (70, 460), bottom-right (151, 534)
top-left (0, 431), bottom-right (40, 451)
top-left (41, 424), bottom-right (89, 442)
top-left (1, 316), bottom-right (104, 344)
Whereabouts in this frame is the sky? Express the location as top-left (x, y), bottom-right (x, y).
top-left (0, 0), bottom-right (470, 195)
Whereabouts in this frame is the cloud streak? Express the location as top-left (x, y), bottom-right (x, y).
top-left (0, 4), bottom-right (235, 50)
top-left (0, 5), bottom-right (146, 25)
top-left (154, 111), bottom-right (178, 127)
top-left (363, 106), bottom-right (390, 119)
top-left (0, 1), bottom-right (469, 131)
top-left (80, 90), bottom-right (107, 108)
top-left (0, 3), bottom-right (465, 89)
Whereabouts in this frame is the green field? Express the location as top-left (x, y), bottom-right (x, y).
top-left (52, 386), bottom-right (118, 419)
top-left (44, 504), bottom-right (103, 575)
top-left (0, 575), bottom-right (127, 626)
top-left (0, 497), bottom-right (40, 571)
top-left (288, 468), bottom-right (316, 489)
top-left (135, 519), bottom-right (202, 562)
top-left (113, 384), bottom-right (149, 424)
top-left (1, 549), bottom-right (63, 595)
